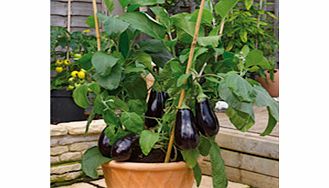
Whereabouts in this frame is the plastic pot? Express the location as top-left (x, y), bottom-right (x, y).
top-left (51, 89), bottom-right (86, 124)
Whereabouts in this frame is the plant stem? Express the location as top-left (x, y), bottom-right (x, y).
top-left (168, 32), bottom-right (176, 57)
top-left (92, 0), bottom-right (101, 51)
top-left (164, 0), bottom-right (206, 163)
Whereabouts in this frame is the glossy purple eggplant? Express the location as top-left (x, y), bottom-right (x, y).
top-left (144, 90), bottom-right (165, 128)
top-left (174, 108), bottom-right (200, 150)
top-left (111, 134), bottom-right (138, 162)
top-left (195, 98), bottom-right (219, 137)
top-left (98, 128), bottom-right (112, 158)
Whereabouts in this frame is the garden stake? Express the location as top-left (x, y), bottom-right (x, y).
top-left (66, 0), bottom-right (72, 59)
top-left (67, 0), bottom-right (71, 32)
top-left (164, 0), bottom-right (206, 163)
top-left (92, 0), bottom-right (101, 51)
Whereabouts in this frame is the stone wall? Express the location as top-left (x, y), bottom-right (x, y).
top-left (50, 120), bottom-right (106, 184)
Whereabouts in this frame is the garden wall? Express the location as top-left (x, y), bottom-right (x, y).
top-left (50, 120), bottom-right (106, 185)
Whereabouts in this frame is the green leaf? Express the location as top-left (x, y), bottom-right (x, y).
top-left (198, 135), bottom-right (211, 156)
top-left (103, 110), bottom-right (120, 126)
top-left (88, 82), bottom-right (101, 94)
top-left (124, 75), bottom-right (147, 100)
top-left (135, 52), bottom-right (153, 71)
top-left (190, 9), bottom-right (214, 26)
top-left (261, 110), bottom-right (277, 136)
top-left (104, 0), bottom-right (114, 12)
top-left (119, 0), bottom-right (131, 8)
top-left (130, 0), bottom-right (164, 6)
top-left (119, 12), bottom-right (166, 39)
top-left (138, 39), bottom-right (173, 68)
top-left (239, 30), bottom-right (248, 43)
top-left (226, 107), bottom-right (255, 132)
top-left (215, 0), bottom-right (239, 18)
top-left (81, 146), bottom-right (111, 179)
top-left (181, 149), bottom-right (200, 168)
top-left (107, 96), bottom-right (129, 111)
top-left (241, 45), bottom-right (250, 57)
top-left (139, 130), bottom-right (160, 155)
top-left (205, 77), bottom-right (221, 84)
top-left (120, 112), bottom-right (144, 133)
top-left (93, 63), bottom-right (122, 90)
top-left (224, 72), bottom-right (256, 102)
top-left (197, 36), bottom-right (220, 47)
top-left (253, 85), bottom-right (279, 136)
top-left (209, 25), bottom-right (220, 36)
top-left (73, 84), bottom-right (89, 109)
top-left (218, 81), bottom-right (256, 131)
top-left (75, 53), bottom-right (93, 70)
top-left (119, 30), bottom-right (130, 58)
top-left (92, 52), bottom-right (119, 77)
top-left (128, 99), bottom-right (146, 115)
top-left (245, 0), bottom-right (253, 10)
top-left (104, 16), bottom-right (130, 36)
top-left (193, 163), bottom-right (202, 187)
top-left (172, 13), bottom-right (205, 37)
top-left (177, 73), bottom-right (191, 87)
top-left (150, 7), bottom-right (171, 29)
top-left (245, 50), bottom-right (271, 69)
top-left (209, 141), bottom-right (228, 188)
top-left (179, 47), bottom-right (208, 64)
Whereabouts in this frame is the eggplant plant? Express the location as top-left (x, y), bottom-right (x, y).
top-left (71, 0), bottom-right (279, 187)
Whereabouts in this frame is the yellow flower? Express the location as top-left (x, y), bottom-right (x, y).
top-left (78, 71), bottom-right (86, 79)
top-left (71, 71), bottom-right (79, 78)
top-left (64, 59), bottom-right (71, 65)
top-left (55, 67), bottom-right (63, 73)
top-left (55, 59), bottom-right (63, 65)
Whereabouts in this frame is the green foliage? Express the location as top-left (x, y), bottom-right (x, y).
top-left (81, 146), bottom-right (111, 179)
top-left (55, 1), bottom-right (280, 184)
top-left (119, 12), bottom-right (166, 39)
top-left (209, 140), bottom-right (228, 188)
top-left (181, 149), bottom-right (200, 168)
top-left (215, 0), bottom-right (239, 18)
top-left (139, 130), bottom-right (160, 155)
top-left (193, 163), bottom-right (202, 187)
top-left (120, 112), bottom-right (144, 133)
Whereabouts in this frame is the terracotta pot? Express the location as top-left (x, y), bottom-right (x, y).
top-left (256, 69), bottom-right (279, 97)
top-left (102, 161), bottom-right (194, 188)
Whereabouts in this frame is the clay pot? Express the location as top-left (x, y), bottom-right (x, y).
top-left (256, 69), bottom-right (279, 97)
top-left (102, 161), bottom-right (194, 188)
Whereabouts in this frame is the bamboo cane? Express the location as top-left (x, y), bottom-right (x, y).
top-left (92, 0), bottom-right (101, 51)
top-left (67, 0), bottom-right (71, 32)
top-left (164, 0), bottom-right (206, 163)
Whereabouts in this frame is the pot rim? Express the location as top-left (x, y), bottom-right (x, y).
top-left (102, 161), bottom-right (190, 171)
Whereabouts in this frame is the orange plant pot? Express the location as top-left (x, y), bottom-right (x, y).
top-left (256, 69), bottom-right (279, 97)
top-left (102, 161), bottom-right (194, 188)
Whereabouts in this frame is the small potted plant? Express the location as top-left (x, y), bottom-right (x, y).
top-left (50, 27), bottom-right (97, 124)
top-left (72, 0), bottom-right (279, 187)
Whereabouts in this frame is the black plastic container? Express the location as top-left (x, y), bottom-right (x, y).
top-left (51, 89), bottom-right (86, 124)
